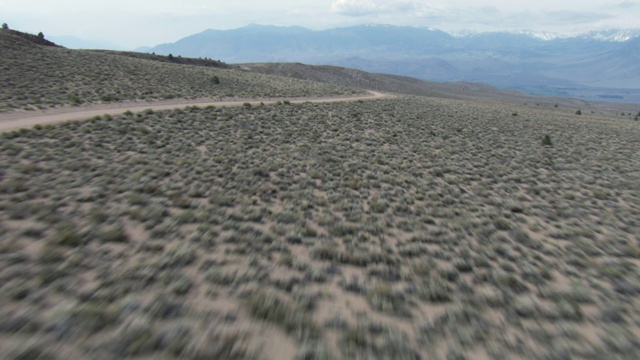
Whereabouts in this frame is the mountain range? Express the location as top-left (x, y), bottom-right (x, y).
top-left (141, 24), bottom-right (640, 102)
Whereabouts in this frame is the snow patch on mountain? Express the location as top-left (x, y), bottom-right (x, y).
top-left (581, 29), bottom-right (640, 42)
top-left (449, 28), bottom-right (639, 42)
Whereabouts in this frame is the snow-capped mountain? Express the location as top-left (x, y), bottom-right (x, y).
top-left (451, 29), bottom-right (639, 42)
top-left (144, 24), bottom-right (640, 100)
top-left (580, 29), bottom-right (640, 42)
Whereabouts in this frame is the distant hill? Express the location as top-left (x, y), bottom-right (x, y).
top-left (144, 24), bottom-right (454, 63)
top-left (145, 24), bottom-right (640, 102)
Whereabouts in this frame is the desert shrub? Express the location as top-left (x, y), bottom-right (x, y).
top-left (37, 244), bottom-right (66, 264)
top-left (156, 244), bottom-right (196, 270)
top-left (187, 328), bottom-right (254, 359)
top-left (55, 222), bottom-right (82, 247)
top-left (277, 211), bottom-right (301, 224)
top-left (69, 301), bottom-right (119, 333)
top-left (209, 192), bottom-right (235, 207)
top-left (107, 317), bottom-right (156, 356)
top-left (244, 290), bottom-right (320, 340)
top-left (169, 277), bottom-right (193, 296)
top-left (0, 178), bottom-right (28, 194)
top-left (68, 94), bottom-right (82, 105)
top-left (370, 200), bottom-right (387, 213)
top-left (366, 282), bottom-right (410, 316)
top-left (419, 276), bottom-right (452, 302)
top-left (100, 94), bottom-right (119, 102)
top-left (4, 342), bottom-right (55, 360)
top-left (205, 268), bottom-right (236, 286)
top-left (341, 326), bottom-right (370, 356)
top-left (98, 224), bottom-right (129, 243)
top-left (493, 217), bottom-right (513, 231)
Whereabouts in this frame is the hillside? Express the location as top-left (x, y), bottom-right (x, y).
top-left (243, 62), bottom-right (640, 115)
top-left (2, 95), bottom-right (640, 359)
top-left (0, 29), bottom-right (361, 112)
top-left (244, 62), bottom-right (555, 102)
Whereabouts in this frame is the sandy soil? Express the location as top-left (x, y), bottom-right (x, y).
top-left (0, 91), bottom-right (388, 133)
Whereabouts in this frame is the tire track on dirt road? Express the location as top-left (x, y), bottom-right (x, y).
top-left (0, 91), bottom-right (390, 133)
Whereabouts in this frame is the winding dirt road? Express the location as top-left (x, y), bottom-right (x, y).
top-left (0, 91), bottom-right (388, 133)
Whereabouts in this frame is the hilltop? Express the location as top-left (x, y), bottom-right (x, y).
top-left (1, 28), bottom-right (61, 48)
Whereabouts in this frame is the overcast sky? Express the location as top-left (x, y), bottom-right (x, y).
top-left (2, 0), bottom-right (639, 49)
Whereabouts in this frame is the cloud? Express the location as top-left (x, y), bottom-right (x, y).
top-left (330, 0), bottom-right (426, 17)
top-left (612, 1), bottom-right (640, 9)
top-left (537, 10), bottom-right (614, 25)
top-left (328, 2), bottom-right (616, 33)
top-left (452, 9), bottom-right (614, 28)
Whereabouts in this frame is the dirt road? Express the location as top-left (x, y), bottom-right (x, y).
top-left (0, 91), bottom-right (388, 133)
